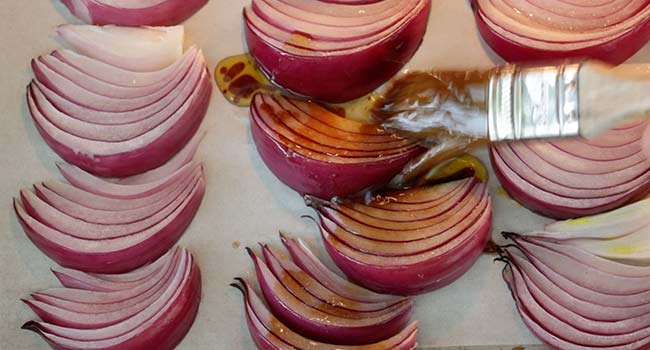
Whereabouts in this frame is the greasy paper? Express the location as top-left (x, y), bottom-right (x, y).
top-left (1, 1), bottom-right (649, 349)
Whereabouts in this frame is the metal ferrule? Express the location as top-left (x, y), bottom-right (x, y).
top-left (488, 63), bottom-right (581, 142)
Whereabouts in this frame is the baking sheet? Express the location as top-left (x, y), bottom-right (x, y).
top-left (1, 1), bottom-right (649, 349)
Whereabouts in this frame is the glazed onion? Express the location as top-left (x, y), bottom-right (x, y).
top-left (22, 247), bottom-right (202, 350)
top-left (310, 177), bottom-right (492, 295)
top-left (250, 93), bottom-right (424, 199)
top-left (280, 233), bottom-right (407, 304)
top-left (244, 0), bottom-right (431, 102)
top-left (14, 143), bottom-right (205, 273)
top-left (472, 0), bottom-right (650, 64)
top-left (61, 0), bottom-right (208, 26)
top-left (231, 278), bottom-right (419, 350)
top-left (248, 243), bottom-right (413, 345)
top-left (29, 26), bottom-right (211, 177)
top-left (500, 234), bottom-right (650, 349)
top-left (491, 121), bottom-right (650, 219)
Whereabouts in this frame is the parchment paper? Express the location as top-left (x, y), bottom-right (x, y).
top-left (1, 1), bottom-right (649, 349)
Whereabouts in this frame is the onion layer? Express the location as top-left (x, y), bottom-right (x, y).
top-left (516, 198), bottom-right (650, 265)
top-left (61, 0), bottom-right (208, 26)
top-left (472, 0), bottom-right (650, 64)
top-left (244, 0), bottom-right (431, 102)
top-left (247, 242), bottom-right (413, 345)
top-left (14, 153), bottom-right (205, 273)
top-left (28, 32), bottom-right (211, 177)
top-left (22, 247), bottom-right (201, 350)
top-left (491, 121), bottom-right (650, 219)
top-left (500, 234), bottom-right (650, 349)
top-left (57, 25), bottom-right (184, 71)
top-left (231, 278), bottom-right (419, 350)
top-left (309, 178), bottom-right (492, 295)
top-left (250, 93), bottom-right (424, 199)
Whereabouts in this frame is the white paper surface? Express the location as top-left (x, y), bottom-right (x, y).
top-left (1, 1), bottom-right (649, 349)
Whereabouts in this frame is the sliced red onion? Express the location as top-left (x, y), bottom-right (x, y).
top-left (510, 235), bottom-right (650, 295)
top-left (61, 0), bottom-right (208, 26)
top-left (23, 248), bottom-right (201, 350)
top-left (491, 122), bottom-right (650, 219)
top-left (280, 234), bottom-right (406, 304)
top-left (37, 48), bottom-right (196, 99)
top-left (57, 25), bottom-right (184, 71)
top-left (249, 247), bottom-right (412, 345)
top-left (510, 253), bottom-right (650, 322)
top-left (263, 244), bottom-right (408, 311)
top-left (250, 0), bottom-right (417, 43)
top-left (52, 47), bottom-right (196, 88)
top-left (20, 172), bottom-right (198, 240)
top-left (24, 250), bottom-right (182, 329)
top-left (52, 248), bottom-right (178, 291)
top-left (28, 68), bottom-right (210, 177)
top-left (31, 50), bottom-right (200, 114)
top-left (15, 171), bottom-right (205, 273)
top-left (244, 0), bottom-right (430, 102)
top-left (518, 197), bottom-right (650, 264)
top-left (39, 163), bottom-right (198, 212)
top-left (472, 0), bottom-right (650, 64)
top-left (250, 94), bottom-right (424, 199)
top-left (32, 51), bottom-right (201, 127)
top-left (56, 161), bottom-right (198, 199)
top-left (312, 180), bottom-right (492, 295)
top-left (232, 278), bottom-right (419, 350)
top-left (505, 263), bottom-right (650, 347)
top-left (500, 235), bottom-right (650, 349)
top-left (332, 178), bottom-right (472, 219)
top-left (262, 0), bottom-right (402, 27)
top-left (318, 180), bottom-right (482, 242)
top-left (34, 167), bottom-right (201, 224)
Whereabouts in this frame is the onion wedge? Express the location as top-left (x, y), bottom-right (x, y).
top-left (14, 162), bottom-right (205, 273)
top-left (61, 0), bottom-right (208, 26)
top-left (231, 278), bottom-right (419, 350)
top-left (310, 178), bottom-right (492, 295)
top-left (244, 0), bottom-right (431, 102)
top-left (22, 247), bottom-right (202, 350)
top-left (250, 94), bottom-right (423, 198)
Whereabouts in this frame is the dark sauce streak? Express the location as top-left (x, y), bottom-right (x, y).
top-left (229, 75), bottom-right (263, 103)
top-left (224, 62), bottom-right (246, 83)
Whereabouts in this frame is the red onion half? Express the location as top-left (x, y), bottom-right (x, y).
top-left (491, 121), bottom-right (650, 219)
top-left (61, 0), bottom-right (208, 26)
top-left (244, 0), bottom-right (431, 102)
top-left (309, 177), bottom-right (492, 295)
top-left (500, 234), bottom-right (650, 349)
top-left (14, 153), bottom-right (205, 273)
top-left (248, 244), bottom-right (413, 345)
top-left (250, 93), bottom-right (424, 199)
top-left (472, 0), bottom-right (650, 64)
top-left (28, 35), bottom-right (211, 177)
top-left (231, 278), bottom-right (419, 350)
top-left (22, 247), bottom-right (201, 350)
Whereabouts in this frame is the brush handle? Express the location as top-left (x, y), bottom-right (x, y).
top-left (579, 62), bottom-right (650, 138)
